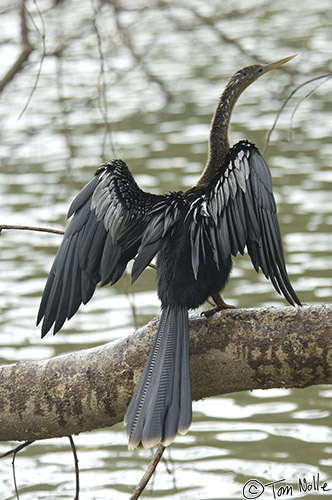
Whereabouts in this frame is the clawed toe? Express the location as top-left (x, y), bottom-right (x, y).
top-left (202, 293), bottom-right (236, 318)
top-left (202, 307), bottom-right (219, 318)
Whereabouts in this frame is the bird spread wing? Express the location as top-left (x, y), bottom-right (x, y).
top-left (37, 159), bottom-right (165, 336)
top-left (187, 140), bottom-right (301, 306)
top-left (131, 193), bottom-right (184, 283)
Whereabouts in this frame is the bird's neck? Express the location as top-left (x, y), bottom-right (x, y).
top-left (195, 76), bottom-right (243, 189)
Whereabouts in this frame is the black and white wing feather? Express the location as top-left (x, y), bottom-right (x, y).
top-left (37, 159), bottom-right (164, 337)
top-left (131, 193), bottom-right (184, 283)
top-left (188, 140), bottom-right (300, 306)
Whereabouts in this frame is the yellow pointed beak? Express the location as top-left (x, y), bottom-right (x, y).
top-left (262, 54), bottom-right (298, 74)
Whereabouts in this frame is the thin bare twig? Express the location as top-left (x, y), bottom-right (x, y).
top-left (0, 441), bottom-right (35, 500)
top-left (130, 444), bottom-right (166, 500)
top-left (121, 272), bottom-right (139, 330)
top-left (12, 452), bottom-right (20, 500)
top-left (55, 53), bottom-right (76, 173)
top-left (18, 0), bottom-right (46, 120)
top-left (111, 0), bottom-right (173, 103)
top-left (69, 436), bottom-right (80, 500)
top-left (0, 0), bottom-right (33, 93)
top-left (263, 73), bottom-right (332, 153)
top-left (184, 7), bottom-right (261, 63)
top-left (0, 224), bottom-right (64, 235)
top-left (91, 0), bottom-right (116, 160)
top-left (0, 224), bottom-right (159, 273)
top-left (0, 441), bottom-right (35, 459)
top-left (288, 76), bottom-right (332, 141)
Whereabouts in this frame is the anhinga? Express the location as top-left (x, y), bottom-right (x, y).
top-left (37, 55), bottom-right (301, 450)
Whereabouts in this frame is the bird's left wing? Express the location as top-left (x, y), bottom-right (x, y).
top-left (37, 159), bottom-right (164, 336)
top-left (187, 140), bottom-right (301, 306)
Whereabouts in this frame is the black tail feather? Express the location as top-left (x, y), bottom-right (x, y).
top-left (124, 306), bottom-right (192, 449)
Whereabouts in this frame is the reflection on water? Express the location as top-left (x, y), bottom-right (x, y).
top-left (1, 0), bottom-right (332, 498)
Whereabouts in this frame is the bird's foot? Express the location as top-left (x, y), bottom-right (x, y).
top-left (202, 294), bottom-right (236, 318)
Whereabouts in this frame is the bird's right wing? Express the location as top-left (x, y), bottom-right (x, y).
top-left (37, 159), bottom-right (163, 337)
top-left (187, 140), bottom-right (301, 306)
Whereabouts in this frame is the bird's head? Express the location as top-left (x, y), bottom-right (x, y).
top-left (228, 54), bottom-right (297, 94)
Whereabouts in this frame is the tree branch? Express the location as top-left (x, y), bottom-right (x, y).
top-left (130, 444), bottom-right (166, 500)
top-left (111, 0), bottom-right (173, 103)
top-left (0, 304), bottom-right (331, 442)
top-left (0, 0), bottom-right (33, 94)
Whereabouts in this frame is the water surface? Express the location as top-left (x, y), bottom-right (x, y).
top-left (1, 1), bottom-right (332, 498)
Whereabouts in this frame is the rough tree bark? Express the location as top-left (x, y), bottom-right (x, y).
top-left (0, 304), bottom-right (331, 442)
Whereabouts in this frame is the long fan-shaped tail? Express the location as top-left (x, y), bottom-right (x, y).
top-left (124, 306), bottom-right (192, 449)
